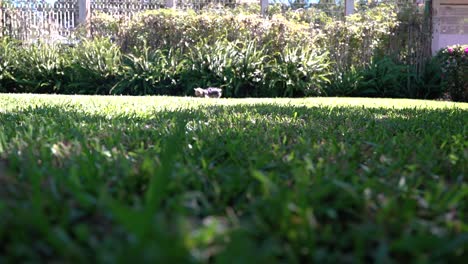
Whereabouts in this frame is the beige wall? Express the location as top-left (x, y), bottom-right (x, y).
top-left (432, 0), bottom-right (468, 54)
top-left (439, 0), bottom-right (468, 4)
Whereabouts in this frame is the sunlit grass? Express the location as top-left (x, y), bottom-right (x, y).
top-left (0, 94), bottom-right (467, 262)
top-left (2, 94), bottom-right (466, 113)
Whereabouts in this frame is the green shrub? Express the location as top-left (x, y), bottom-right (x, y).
top-left (93, 8), bottom-right (319, 56)
top-left (326, 56), bottom-right (408, 98)
top-left (179, 39), bottom-right (232, 92)
top-left (89, 11), bottom-right (122, 39)
top-left (437, 45), bottom-right (468, 102)
top-left (271, 5), bottom-right (333, 26)
top-left (68, 37), bottom-right (122, 94)
top-left (410, 57), bottom-right (444, 100)
top-left (111, 45), bottom-right (185, 95)
top-left (116, 9), bottom-right (198, 53)
top-left (12, 42), bottom-right (71, 93)
top-left (226, 40), bottom-right (268, 97)
top-left (322, 4), bottom-right (398, 74)
top-left (0, 37), bottom-right (19, 92)
top-left (266, 46), bottom-right (331, 97)
top-left (180, 39), bottom-right (268, 97)
top-left (358, 56), bottom-right (407, 98)
top-left (326, 57), bottom-right (444, 99)
top-left (326, 66), bottom-right (365, 97)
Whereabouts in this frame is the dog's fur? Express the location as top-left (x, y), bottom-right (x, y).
top-left (194, 87), bottom-right (222, 98)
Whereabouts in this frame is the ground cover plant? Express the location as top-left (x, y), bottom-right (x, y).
top-left (0, 94), bottom-right (467, 262)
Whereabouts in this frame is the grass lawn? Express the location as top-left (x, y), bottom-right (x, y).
top-left (0, 94), bottom-right (467, 262)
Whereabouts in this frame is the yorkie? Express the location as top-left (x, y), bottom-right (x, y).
top-left (194, 87), bottom-right (223, 98)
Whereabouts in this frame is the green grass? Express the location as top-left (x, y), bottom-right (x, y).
top-left (0, 94), bottom-right (467, 263)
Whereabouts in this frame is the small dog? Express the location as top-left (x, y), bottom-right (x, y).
top-left (194, 87), bottom-right (222, 98)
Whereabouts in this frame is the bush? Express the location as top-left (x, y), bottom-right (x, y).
top-left (357, 56), bottom-right (408, 98)
top-left (67, 37), bottom-right (122, 94)
top-left (327, 54), bottom-right (445, 100)
top-left (180, 39), bottom-right (331, 97)
top-left (410, 57), bottom-right (444, 100)
top-left (89, 11), bottom-right (122, 39)
top-left (0, 37), bottom-right (19, 92)
top-left (326, 66), bottom-right (365, 97)
top-left (321, 4), bottom-right (399, 73)
top-left (92, 8), bottom-right (320, 56)
top-left (180, 39), bottom-right (268, 97)
top-left (111, 45), bottom-right (184, 95)
top-left (270, 5), bottom-right (333, 26)
top-left (326, 56), bottom-right (411, 98)
top-left (266, 46), bottom-right (331, 97)
top-left (11, 42), bottom-right (71, 93)
top-left (437, 45), bottom-right (468, 102)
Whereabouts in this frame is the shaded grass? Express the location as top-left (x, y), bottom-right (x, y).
top-left (0, 94), bottom-right (467, 262)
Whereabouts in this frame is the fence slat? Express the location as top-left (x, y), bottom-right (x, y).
top-left (260, 0), bottom-right (267, 16)
top-left (1, 0), bottom-right (3, 38)
top-left (166, 0), bottom-right (176, 9)
top-left (345, 0), bottom-right (354, 16)
top-left (78, 0), bottom-right (91, 37)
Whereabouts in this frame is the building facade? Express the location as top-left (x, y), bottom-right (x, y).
top-left (432, 0), bottom-right (468, 53)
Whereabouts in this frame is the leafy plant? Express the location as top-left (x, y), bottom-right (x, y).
top-left (322, 3), bottom-right (399, 74)
top-left (410, 57), bottom-right (444, 99)
top-left (180, 39), bottom-right (232, 92)
top-left (111, 45), bottom-right (185, 95)
top-left (181, 38), bottom-right (269, 97)
top-left (266, 46), bottom-right (331, 97)
top-left (88, 11), bottom-right (122, 39)
top-left (0, 37), bottom-right (19, 92)
top-left (11, 42), bottom-right (70, 93)
top-left (326, 66), bottom-right (365, 96)
top-left (222, 40), bottom-right (268, 97)
top-left (358, 56), bottom-right (407, 98)
top-left (68, 37), bottom-right (122, 94)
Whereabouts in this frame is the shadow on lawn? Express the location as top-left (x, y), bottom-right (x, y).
top-left (1, 101), bottom-right (465, 188)
top-left (0, 101), bottom-right (465, 192)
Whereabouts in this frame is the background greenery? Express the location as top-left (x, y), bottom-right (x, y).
top-left (0, 3), bottom-right (464, 101)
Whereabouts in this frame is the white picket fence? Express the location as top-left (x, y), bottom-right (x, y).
top-left (0, 0), bottom-right (79, 42)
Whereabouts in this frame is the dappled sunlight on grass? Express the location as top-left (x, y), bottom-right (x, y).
top-left (1, 94), bottom-right (466, 115)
